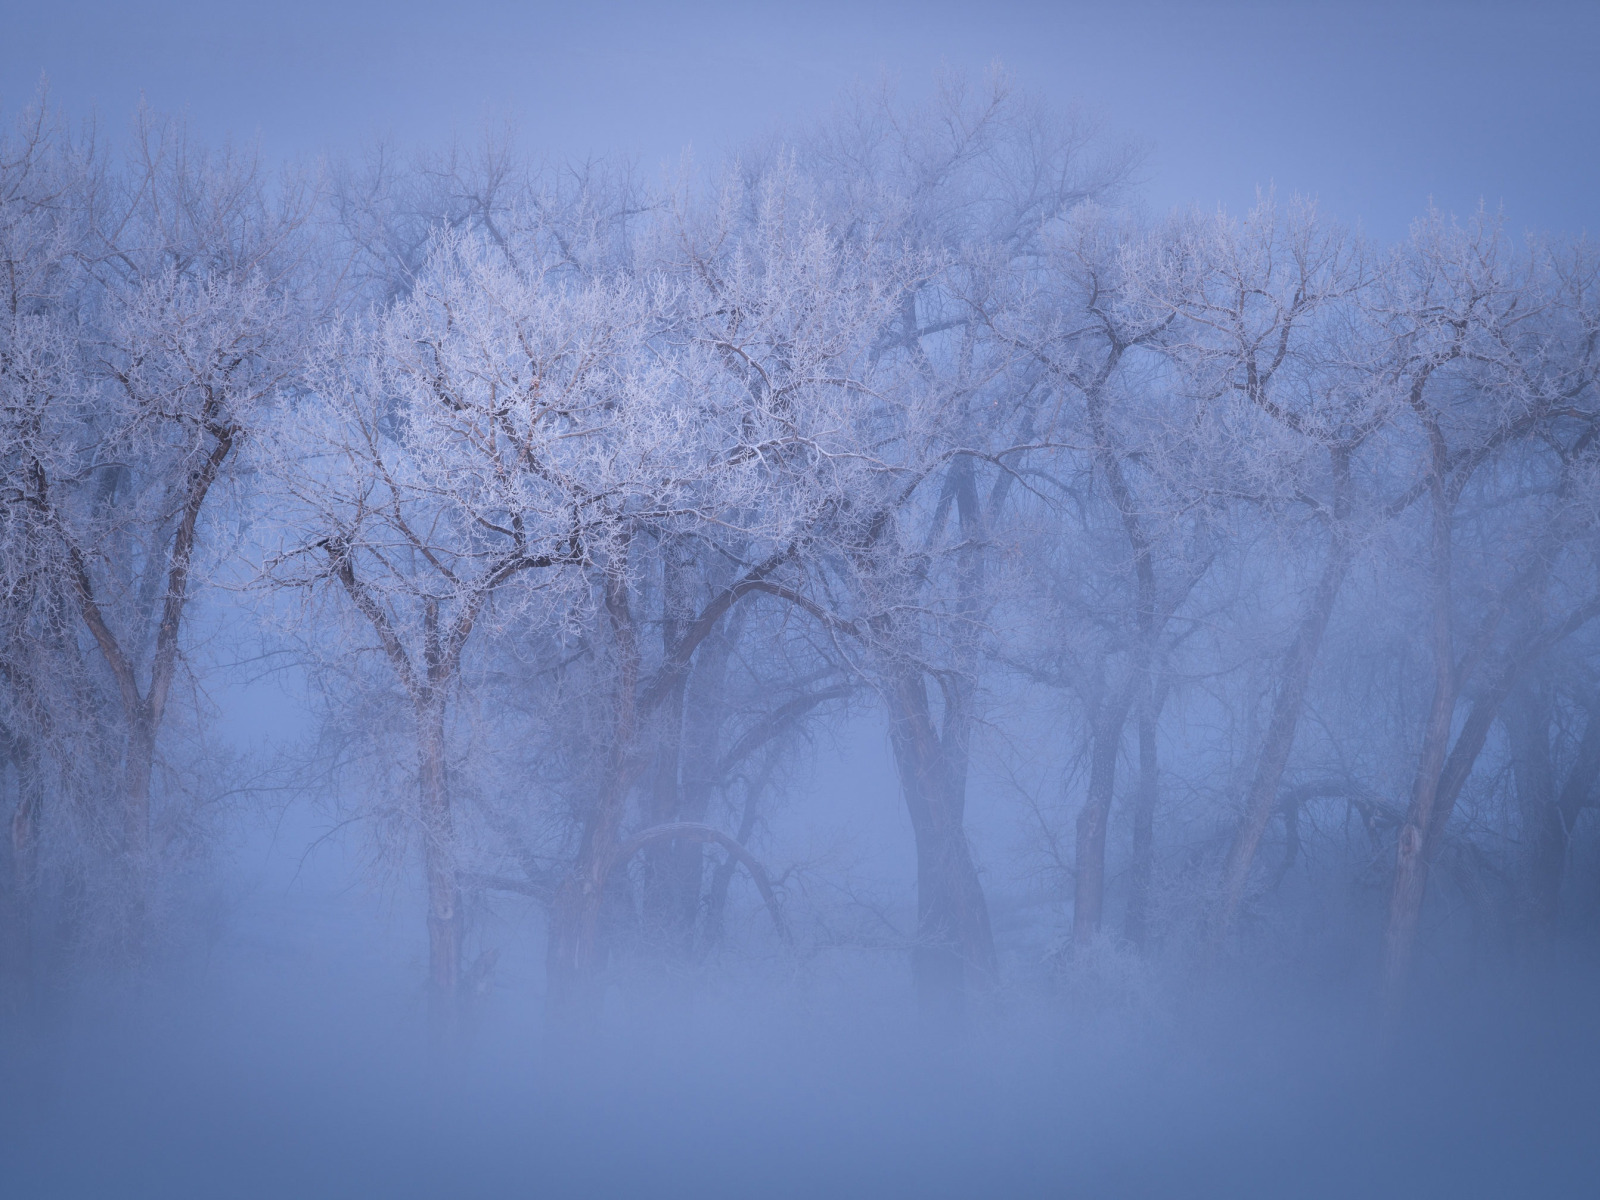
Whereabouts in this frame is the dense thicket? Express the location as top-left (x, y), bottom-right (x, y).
top-left (3, 77), bottom-right (1597, 1041)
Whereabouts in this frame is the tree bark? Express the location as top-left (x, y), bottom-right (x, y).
top-left (1505, 686), bottom-right (1600, 941)
top-left (1381, 583), bottom-right (1598, 1024)
top-left (2, 731), bottom-right (42, 1007)
top-left (1213, 449), bottom-right (1352, 949)
top-left (1076, 358), bottom-right (1158, 952)
top-left (640, 546), bottom-right (693, 941)
top-left (1073, 691), bottom-right (1133, 949)
top-left (1123, 686), bottom-right (1162, 947)
top-left (123, 711), bottom-right (156, 866)
top-left (7, 732), bottom-right (41, 903)
top-left (609, 822), bottom-right (787, 942)
top-left (885, 664), bottom-right (996, 1020)
top-left (664, 613), bottom-right (741, 941)
top-left (1380, 430), bottom-right (1458, 1030)
top-left (54, 418), bottom-right (237, 939)
top-left (639, 674), bottom-right (688, 940)
top-left (545, 549), bottom-right (796, 1018)
top-left (546, 561), bottom-right (639, 1023)
top-left (415, 695), bottom-right (461, 1032)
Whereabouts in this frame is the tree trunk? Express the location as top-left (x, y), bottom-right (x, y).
top-left (1077, 364), bottom-right (1165, 953)
top-left (7, 732), bottom-right (41, 902)
top-left (1380, 472), bottom-right (1458, 1030)
top-left (2, 732), bottom-right (42, 1008)
top-left (1074, 694), bottom-right (1132, 949)
top-left (124, 711), bottom-right (155, 864)
top-left (1123, 689), bottom-right (1161, 947)
top-left (546, 562), bottom-right (639, 1024)
top-left (1546, 702), bottom-right (1600, 927)
top-left (668, 611), bottom-right (742, 943)
top-left (1507, 687), bottom-right (1600, 941)
top-left (118, 709), bottom-right (158, 955)
top-left (639, 674), bottom-right (687, 941)
top-left (885, 665), bottom-right (996, 1020)
top-left (415, 697), bottom-right (461, 1033)
top-left (1213, 448), bottom-right (1351, 949)
top-left (545, 763), bottom-right (632, 1024)
top-left (640, 546), bottom-right (694, 942)
top-left (1505, 684), bottom-right (1559, 940)
top-left (1384, 598), bottom-right (1587, 1023)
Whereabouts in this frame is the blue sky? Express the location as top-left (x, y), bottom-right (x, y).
top-left (4, 1), bottom-right (1595, 243)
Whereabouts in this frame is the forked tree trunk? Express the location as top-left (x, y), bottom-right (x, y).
top-left (63, 419), bottom-right (238, 947)
top-left (1536, 703), bottom-right (1600, 933)
top-left (545, 550), bottom-right (788, 1019)
top-left (1076, 362), bottom-right (1162, 953)
top-left (1380, 590), bottom-right (1594, 1025)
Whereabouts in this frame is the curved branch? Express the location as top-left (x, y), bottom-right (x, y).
top-left (714, 685), bottom-right (852, 781)
top-left (639, 547), bottom-right (793, 713)
top-left (742, 580), bottom-right (864, 640)
top-left (606, 822), bottom-right (789, 943)
top-left (326, 534), bottom-right (420, 699)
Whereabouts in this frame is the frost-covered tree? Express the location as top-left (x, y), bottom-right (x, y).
top-left (259, 227), bottom-right (685, 1026)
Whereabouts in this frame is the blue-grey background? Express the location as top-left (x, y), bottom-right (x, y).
top-left (4, 1), bottom-right (1596, 243)
top-left (6, 6), bottom-right (1600, 1197)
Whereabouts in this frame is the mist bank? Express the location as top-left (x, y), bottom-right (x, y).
top-left (5, 952), bottom-right (1599, 1199)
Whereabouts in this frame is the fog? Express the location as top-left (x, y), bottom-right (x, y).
top-left (4, 6), bottom-right (1600, 1197)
